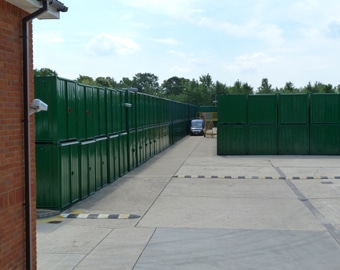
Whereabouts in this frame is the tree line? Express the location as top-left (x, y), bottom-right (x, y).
top-left (34, 68), bottom-right (340, 106)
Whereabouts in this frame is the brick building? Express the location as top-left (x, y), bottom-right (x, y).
top-left (0, 1), bottom-right (67, 269)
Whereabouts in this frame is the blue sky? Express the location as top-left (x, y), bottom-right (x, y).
top-left (33, 0), bottom-right (340, 89)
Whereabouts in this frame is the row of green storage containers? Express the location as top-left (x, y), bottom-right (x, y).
top-left (217, 94), bottom-right (340, 155)
top-left (217, 124), bottom-right (340, 155)
top-left (35, 76), bottom-right (197, 143)
top-left (218, 93), bottom-right (340, 125)
top-left (36, 122), bottom-right (190, 210)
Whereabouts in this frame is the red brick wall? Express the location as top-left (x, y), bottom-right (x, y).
top-left (0, 1), bottom-right (37, 269)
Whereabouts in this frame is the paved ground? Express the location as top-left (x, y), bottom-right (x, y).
top-left (37, 136), bottom-right (340, 269)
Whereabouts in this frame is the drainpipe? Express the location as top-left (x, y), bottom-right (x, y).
top-left (22, 1), bottom-right (48, 269)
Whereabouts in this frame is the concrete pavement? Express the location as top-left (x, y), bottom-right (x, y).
top-left (37, 136), bottom-right (340, 269)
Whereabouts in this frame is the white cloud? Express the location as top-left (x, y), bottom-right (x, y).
top-left (87, 33), bottom-right (140, 55)
top-left (152, 38), bottom-right (178, 46)
top-left (223, 52), bottom-right (281, 74)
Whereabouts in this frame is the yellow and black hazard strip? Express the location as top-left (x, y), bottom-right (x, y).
top-left (174, 175), bottom-right (340, 180)
top-left (60, 213), bottom-right (140, 219)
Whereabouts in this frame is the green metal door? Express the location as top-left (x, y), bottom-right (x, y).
top-left (36, 144), bottom-right (59, 209)
top-left (128, 130), bottom-right (137, 170)
top-left (119, 132), bottom-right (128, 176)
top-left (95, 137), bottom-right (108, 190)
top-left (79, 140), bottom-right (95, 199)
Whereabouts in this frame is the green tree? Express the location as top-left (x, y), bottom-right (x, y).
top-left (281, 81), bottom-right (298, 93)
top-left (34, 67), bottom-right (58, 76)
top-left (132, 72), bottom-right (159, 95)
top-left (118, 77), bottom-right (133, 88)
top-left (161, 76), bottom-right (188, 96)
top-left (95, 76), bottom-right (117, 88)
top-left (257, 78), bottom-right (273, 94)
top-left (76, 75), bottom-right (96, 85)
top-left (229, 80), bottom-right (254, 94)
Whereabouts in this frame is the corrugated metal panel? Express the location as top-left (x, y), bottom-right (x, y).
top-left (310, 125), bottom-right (340, 154)
top-left (95, 137), bottom-right (108, 190)
top-left (35, 76), bottom-right (68, 142)
top-left (310, 94), bottom-right (340, 124)
top-left (79, 139), bottom-right (96, 198)
top-left (278, 94), bottom-right (309, 124)
top-left (36, 144), bottom-right (59, 209)
top-left (218, 95), bottom-right (247, 125)
top-left (278, 125), bottom-right (309, 154)
top-left (248, 95), bottom-right (277, 125)
top-left (217, 125), bottom-right (248, 155)
top-left (248, 125), bottom-right (277, 154)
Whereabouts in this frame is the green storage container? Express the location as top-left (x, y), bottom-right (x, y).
top-left (126, 90), bottom-right (137, 130)
top-left (95, 137), bottom-right (108, 190)
top-left (36, 141), bottom-right (79, 210)
top-left (248, 95), bottom-right (277, 124)
top-left (35, 76), bottom-right (70, 142)
top-left (93, 87), bottom-right (107, 137)
top-left (199, 106), bottom-right (217, 113)
top-left (278, 94), bottom-right (309, 124)
top-left (106, 89), bottom-right (113, 135)
top-left (310, 94), bottom-right (340, 124)
top-left (218, 95), bottom-right (247, 125)
top-left (107, 134), bottom-right (120, 182)
top-left (119, 132), bottom-right (128, 176)
top-left (77, 84), bottom-right (87, 141)
top-left (79, 139), bottom-right (96, 198)
top-left (136, 129), bottom-right (145, 165)
top-left (310, 125), bottom-right (340, 155)
top-left (85, 85), bottom-right (95, 138)
top-left (128, 130), bottom-right (137, 171)
top-left (278, 125), bottom-right (309, 154)
top-left (217, 125), bottom-right (248, 155)
top-left (248, 125), bottom-right (277, 154)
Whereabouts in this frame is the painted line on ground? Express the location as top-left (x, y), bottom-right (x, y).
top-left (174, 175), bottom-right (340, 180)
top-left (59, 213), bottom-right (141, 219)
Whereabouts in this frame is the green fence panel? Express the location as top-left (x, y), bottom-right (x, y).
top-left (248, 95), bottom-right (277, 125)
top-left (310, 125), bottom-right (340, 155)
top-left (278, 94), bottom-right (309, 124)
top-left (248, 125), bottom-right (277, 154)
top-left (218, 95), bottom-right (247, 125)
top-left (217, 125), bottom-right (248, 155)
top-left (278, 125), bottom-right (309, 154)
top-left (310, 94), bottom-right (340, 124)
